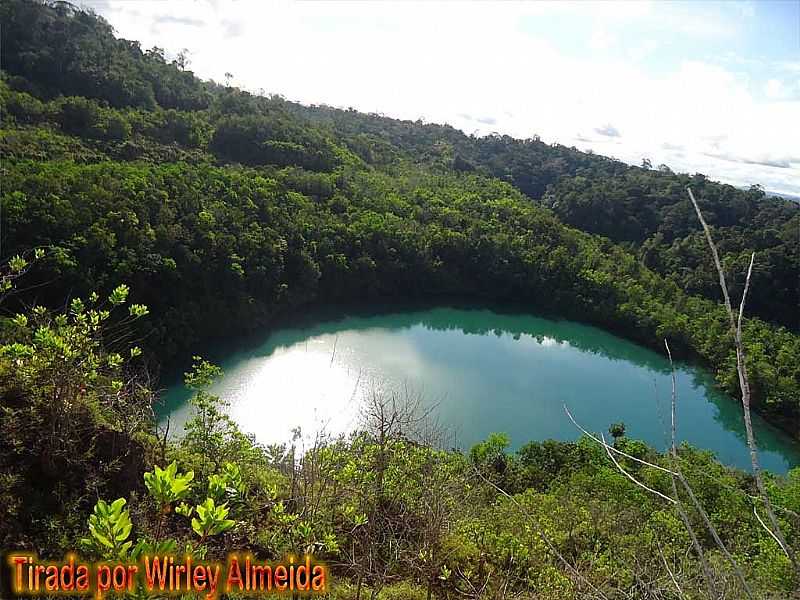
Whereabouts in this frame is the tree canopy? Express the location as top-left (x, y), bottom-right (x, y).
top-left (2, 3), bottom-right (800, 596)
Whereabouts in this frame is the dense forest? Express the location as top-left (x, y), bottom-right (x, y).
top-left (1, 1), bottom-right (798, 598)
top-left (285, 106), bottom-right (799, 333)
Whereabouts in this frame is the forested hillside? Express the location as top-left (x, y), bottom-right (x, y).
top-left (2, 0), bottom-right (798, 434)
top-left (3, 0), bottom-right (798, 333)
top-left (1, 2), bottom-right (799, 598)
top-left (287, 104), bottom-right (800, 332)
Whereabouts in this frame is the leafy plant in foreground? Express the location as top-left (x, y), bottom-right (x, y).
top-left (190, 498), bottom-right (235, 544)
top-left (81, 498), bottom-right (133, 560)
top-left (143, 461), bottom-right (194, 541)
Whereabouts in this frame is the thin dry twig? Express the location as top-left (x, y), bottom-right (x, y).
top-left (656, 538), bottom-right (684, 598)
top-left (471, 464), bottom-right (610, 600)
top-left (599, 432), bottom-right (676, 504)
top-left (563, 405), bottom-right (677, 475)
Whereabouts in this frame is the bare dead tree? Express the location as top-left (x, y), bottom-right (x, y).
top-left (348, 385), bottom-right (439, 600)
top-left (359, 383), bottom-right (436, 444)
top-left (687, 186), bottom-right (798, 573)
top-left (560, 187), bottom-right (800, 597)
top-left (662, 340), bottom-right (758, 599)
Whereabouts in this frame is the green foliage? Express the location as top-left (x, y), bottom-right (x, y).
top-left (1, 86), bottom-right (49, 123)
top-left (376, 582), bottom-right (429, 600)
top-left (609, 422), bottom-right (626, 441)
top-left (0, 285), bottom-right (149, 431)
top-left (130, 538), bottom-right (178, 561)
top-left (207, 462), bottom-right (244, 503)
top-left (108, 284), bottom-right (129, 305)
top-left (190, 498), bottom-right (235, 541)
top-left (0, 279), bottom-right (155, 556)
top-left (211, 113), bottom-right (340, 170)
top-left (0, 248), bottom-right (43, 295)
top-left (1, 0), bottom-right (208, 110)
top-left (469, 432), bottom-right (510, 467)
top-left (1, 2), bottom-right (799, 596)
top-left (180, 358), bottom-right (244, 477)
top-left (57, 97), bottom-right (101, 136)
top-left (9, 254), bottom-right (27, 272)
top-left (144, 461), bottom-right (194, 508)
top-left (544, 172), bottom-right (799, 330)
top-left (185, 356), bottom-right (222, 390)
top-left (81, 498), bottom-right (133, 559)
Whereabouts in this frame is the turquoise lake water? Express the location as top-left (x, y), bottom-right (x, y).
top-left (159, 307), bottom-right (800, 474)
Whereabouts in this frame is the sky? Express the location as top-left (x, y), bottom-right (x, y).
top-left (82, 0), bottom-right (800, 196)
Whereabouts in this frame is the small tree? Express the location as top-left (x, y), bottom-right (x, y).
top-left (608, 422), bottom-right (626, 444)
top-left (181, 356), bottom-right (233, 474)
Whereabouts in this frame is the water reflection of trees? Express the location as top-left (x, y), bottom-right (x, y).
top-left (255, 304), bottom-right (675, 373)
top-left (159, 304), bottom-right (800, 467)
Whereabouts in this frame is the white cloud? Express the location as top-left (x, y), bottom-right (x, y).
top-left (594, 124), bottom-right (621, 137)
top-left (588, 29), bottom-right (617, 52)
top-left (627, 39), bottom-right (660, 63)
top-left (775, 60), bottom-right (800, 73)
top-left (737, 1), bottom-right (757, 19)
top-left (82, 0), bottom-right (800, 196)
top-left (764, 78), bottom-right (799, 101)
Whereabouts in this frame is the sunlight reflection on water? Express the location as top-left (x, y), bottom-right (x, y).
top-left (159, 308), bottom-right (800, 473)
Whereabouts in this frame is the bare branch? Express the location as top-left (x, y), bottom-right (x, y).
top-left (563, 405), bottom-right (676, 475)
top-left (677, 475), bottom-right (753, 598)
top-left (686, 187), bottom-right (735, 329)
top-left (656, 538), bottom-right (684, 598)
top-left (665, 339), bottom-right (717, 599)
top-left (737, 253), bottom-right (755, 336)
top-left (471, 463), bottom-right (609, 600)
top-left (599, 432), bottom-right (676, 504)
top-left (754, 506), bottom-right (790, 558)
top-left (686, 186), bottom-right (798, 574)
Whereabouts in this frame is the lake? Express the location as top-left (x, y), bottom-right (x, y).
top-left (159, 307), bottom-right (800, 474)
